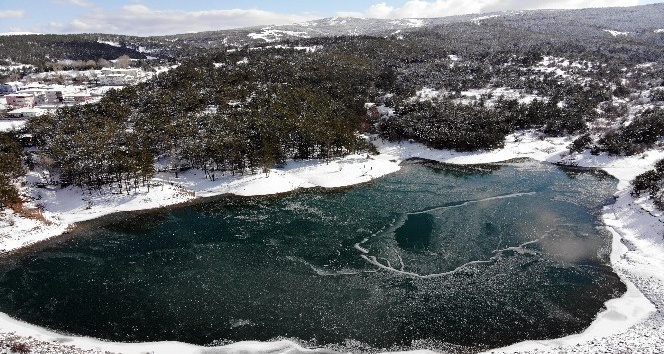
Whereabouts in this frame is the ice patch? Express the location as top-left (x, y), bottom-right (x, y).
top-left (230, 319), bottom-right (254, 329)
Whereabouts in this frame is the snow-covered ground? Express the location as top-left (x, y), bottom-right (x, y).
top-left (604, 29), bottom-right (631, 37)
top-left (0, 119), bottom-right (27, 132)
top-left (531, 56), bottom-right (599, 83)
top-left (2, 132), bottom-right (664, 353)
top-left (248, 28), bottom-right (311, 42)
top-left (412, 86), bottom-right (541, 105)
top-left (471, 14), bottom-right (501, 25)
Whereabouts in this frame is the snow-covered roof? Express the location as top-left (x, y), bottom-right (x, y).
top-left (5, 93), bottom-right (34, 98)
top-left (19, 89), bottom-right (48, 94)
top-left (22, 83), bottom-right (48, 89)
top-left (64, 92), bottom-right (92, 97)
top-left (7, 107), bottom-right (46, 115)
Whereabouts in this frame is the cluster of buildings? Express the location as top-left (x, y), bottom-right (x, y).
top-left (1, 67), bottom-right (147, 120)
top-left (1, 83), bottom-right (95, 119)
top-left (95, 67), bottom-right (142, 86)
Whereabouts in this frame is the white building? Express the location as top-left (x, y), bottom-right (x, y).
top-left (96, 68), bottom-right (141, 86)
top-left (98, 74), bottom-right (129, 86)
top-left (19, 82), bottom-right (48, 91)
top-left (6, 107), bottom-right (46, 118)
top-left (18, 89), bottom-right (48, 105)
top-left (45, 89), bottom-right (64, 104)
top-left (44, 86), bottom-right (82, 104)
top-left (100, 68), bottom-right (140, 77)
top-left (63, 92), bottom-right (93, 103)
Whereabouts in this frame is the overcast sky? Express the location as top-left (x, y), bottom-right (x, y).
top-left (1, 0), bottom-right (662, 36)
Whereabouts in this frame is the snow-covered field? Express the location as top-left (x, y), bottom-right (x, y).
top-left (2, 132), bottom-right (664, 353)
top-left (248, 28), bottom-right (311, 42)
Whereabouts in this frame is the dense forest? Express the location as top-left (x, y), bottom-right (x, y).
top-left (1, 4), bottom-right (664, 209)
top-left (26, 48), bottom-right (375, 188)
top-left (0, 133), bottom-right (24, 208)
top-left (0, 34), bottom-right (146, 68)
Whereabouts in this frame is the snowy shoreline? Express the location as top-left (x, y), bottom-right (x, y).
top-left (1, 132), bottom-right (664, 353)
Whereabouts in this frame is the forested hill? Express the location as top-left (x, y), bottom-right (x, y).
top-left (0, 34), bottom-right (147, 68)
top-left (2, 3), bottom-right (664, 66)
top-left (1, 3), bottom-right (664, 206)
top-left (157, 3), bottom-right (664, 49)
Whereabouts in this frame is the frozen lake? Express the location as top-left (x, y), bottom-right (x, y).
top-left (0, 159), bottom-right (625, 352)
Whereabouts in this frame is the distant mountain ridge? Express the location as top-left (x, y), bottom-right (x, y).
top-left (157, 3), bottom-right (664, 46)
top-left (0, 3), bottom-right (663, 66)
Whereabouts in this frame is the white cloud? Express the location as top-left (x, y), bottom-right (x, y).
top-left (53, 0), bottom-right (94, 7)
top-left (48, 22), bottom-right (65, 30)
top-left (60, 5), bottom-right (319, 35)
top-left (0, 10), bottom-right (25, 19)
top-left (359, 0), bottom-right (640, 18)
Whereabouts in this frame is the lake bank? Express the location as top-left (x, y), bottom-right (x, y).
top-left (1, 131), bottom-right (663, 353)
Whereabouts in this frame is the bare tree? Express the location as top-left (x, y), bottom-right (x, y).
top-left (97, 58), bottom-right (111, 68)
top-left (115, 55), bottom-right (131, 69)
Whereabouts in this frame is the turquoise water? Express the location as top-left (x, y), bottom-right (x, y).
top-left (0, 159), bottom-right (624, 352)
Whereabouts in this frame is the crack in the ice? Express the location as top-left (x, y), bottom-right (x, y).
top-left (408, 191), bottom-right (537, 215)
top-left (286, 256), bottom-right (377, 276)
top-left (362, 238), bottom-right (543, 278)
